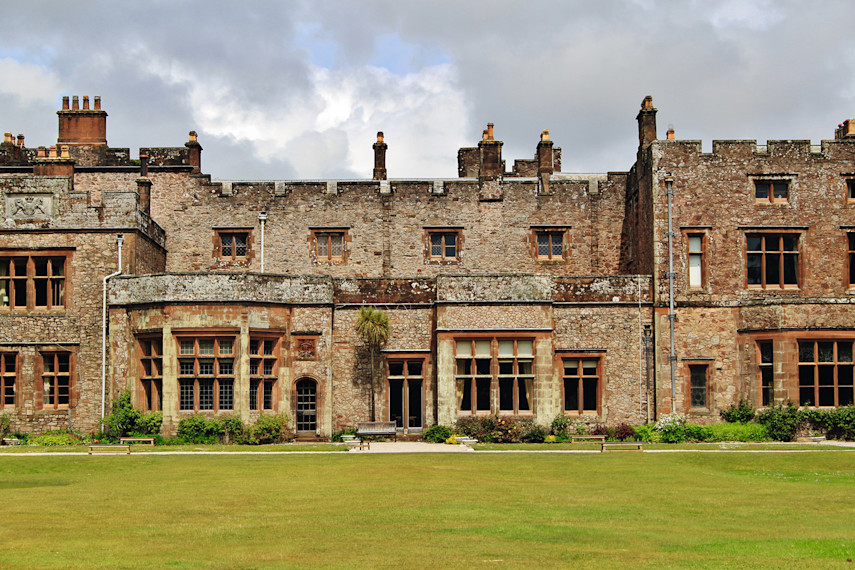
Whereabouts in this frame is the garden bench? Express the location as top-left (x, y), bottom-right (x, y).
top-left (88, 444), bottom-right (131, 455)
top-left (357, 421), bottom-right (397, 442)
top-left (600, 441), bottom-right (643, 453)
top-left (455, 437), bottom-right (478, 448)
top-left (2, 438), bottom-right (21, 446)
top-left (341, 435), bottom-right (369, 450)
top-left (119, 437), bottom-right (155, 446)
top-left (570, 435), bottom-right (606, 443)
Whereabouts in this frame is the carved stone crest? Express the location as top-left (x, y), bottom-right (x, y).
top-left (295, 337), bottom-right (317, 360)
top-left (6, 195), bottom-right (51, 219)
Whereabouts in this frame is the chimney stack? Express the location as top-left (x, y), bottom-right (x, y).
top-left (636, 95), bottom-right (657, 149)
top-left (185, 131), bottom-right (203, 173)
top-left (537, 129), bottom-right (554, 177)
top-left (139, 154), bottom-right (149, 177)
top-left (478, 122), bottom-right (503, 180)
top-left (373, 131), bottom-right (387, 180)
top-left (57, 94), bottom-right (108, 146)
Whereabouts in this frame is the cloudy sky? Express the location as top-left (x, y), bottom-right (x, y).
top-left (3, 1), bottom-right (855, 180)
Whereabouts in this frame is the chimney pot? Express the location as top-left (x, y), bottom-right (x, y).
top-left (62, 96), bottom-right (70, 110)
top-left (189, 131), bottom-right (198, 142)
top-left (37, 146), bottom-right (46, 158)
top-left (642, 95), bottom-right (653, 109)
top-left (72, 96), bottom-right (79, 110)
top-left (3, 132), bottom-right (11, 144)
top-left (377, 131), bottom-right (384, 143)
top-left (541, 130), bottom-right (550, 142)
top-left (94, 96), bottom-right (101, 110)
top-left (666, 128), bottom-right (675, 140)
top-left (60, 145), bottom-right (70, 158)
top-left (49, 146), bottom-right (57, 158)
top-left (83, 96), bottom-right (90, 110)
top-left (487, 123), bottom-right (494, 140)
top-left (17, 134), bottom-right (25, 147)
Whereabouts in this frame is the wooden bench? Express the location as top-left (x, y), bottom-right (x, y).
top-left (119, 437), bottom-right (155, 446)
top-left (601, 441), bottom-right (643, 453)
top-left (88, 444), bottom-right (131, 455)
top-left (357, 421), bottom-right (397, 442)
top-left (570, 435), bottom-right (606, 443)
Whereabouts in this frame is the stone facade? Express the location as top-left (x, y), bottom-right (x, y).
top-left (2, 95), bottom-right (854, 437)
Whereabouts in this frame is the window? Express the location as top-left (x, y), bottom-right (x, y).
top-left (758, 340), bottom-right (774, 407)
top-left (177, 336), bottom-right (235, 411)
top-left (746, 234), bottom-right (799, 288)
top-left (563, 358), bottom-right (600, 414)
top-left (388, 359), bottom-right (424, 429)
top-left (428, 231), bottom-right (460, 262)
top-left (798, 340), bottom-right (855, 407)
top-left (314, 231), bottom-right (345, 261)
top-left (249, 337), bottom-right (279, 411)
top-left (456, 339), bottom-right (534, 415)
top-left (295, 378), bottom-right (317, 432)
top-left (687, 234), bottom-right (705, 288)
top-left (41, 352), bottom-right (71, 409)
top-left (847, 179), bottom-right (855, 202)
top-left (535, 231), bottom-right (564, 261)
top-left (689, 364), bottom-right (708, 408)
top-left (138, 336), bottom-right (162, 412)
top-left (218, 231), bottom-right (248, 260)
top-left (849, 233), bottom-right (855, 287)
top-left (754, 180), bottom-right (788, 203)
top-left (1, 353), bottom-right (17, 408)
top-left (0, 253), bottom-right (68, 310)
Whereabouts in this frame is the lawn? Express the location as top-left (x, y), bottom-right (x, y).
top-left (1, 452), bottom-right (853, 568)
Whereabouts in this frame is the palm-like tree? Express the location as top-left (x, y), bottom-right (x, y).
top-left (355, 305), bottom-right (390, 421)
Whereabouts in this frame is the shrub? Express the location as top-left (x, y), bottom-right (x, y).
top-left (246, 414), bottom-right (291, 444)
top-left (720, 399), bottom-right (756, 423)
top-left (756, 402), bottom-right (800, 442)
top-left (177, 415), bottom-right (221, 444)
top-left (614, 423), bottom-right (636, 441)
top-left (218, 416), bottom-right (245, 444)
top-left (102, 392), bottom-right (162, 438)
top-left (684, 424), bottom-right (712, 442)
top-left (825, 406), bottom-right (855, 440)
top-left (704, 422), bottom-right (768, 442)
top-left (520, 422), bottom-right (547, 443)
top-left (589, 424), bottom-right (611, 437)
top-left (134, 412), bottom-right (163, 436)
top-left (654, 413), bottom-right (687, 443)
top-left (545, 434), bottom-right (557, 443)
top-left (423, 424), bottom-right (453, 443)
top-left (633, 424), bottom-right (658, 442)
top-left (0, 412), bottom-right (11, 439)
top-left (331, 427), bottom-right (359, 442)
top-left (29, 430), bottom-right (81, 446)
top-left (454, 416), bottom-right (497, 442)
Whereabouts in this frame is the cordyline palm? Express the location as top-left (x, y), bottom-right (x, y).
top-left (355, 305), bottom-right (390, 421)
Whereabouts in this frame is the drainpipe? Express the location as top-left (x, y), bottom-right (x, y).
top-left (664, 174), bottom-right (677, 414)
top-left (258, 211), bottom-right (268, 273)
top-left (101, 234), bottom-right (124, 422)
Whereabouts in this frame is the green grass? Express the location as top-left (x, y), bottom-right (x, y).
top-left (1, 453), bottom-right (854, 568)
top-left (0, 442), bottom-right (347, 454)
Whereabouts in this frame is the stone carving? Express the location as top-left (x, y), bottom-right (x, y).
top-left (7, 195), bottom-right (50, 219)
top-left (295, 337), bottom-right (317, 360)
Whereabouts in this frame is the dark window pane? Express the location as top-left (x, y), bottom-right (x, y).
top-left (219, 381), bottom-right (233, 410)
top-left (773, 183), bottom-right (788, 199)
top-left (818, 342), bottom-right (834, 362)
top-left (475, 378), bottom-right (490, 411)
top-left (782, 235), bottom-right (798, 251)
top-left (459, 378), bottom-right (472, 411)
top-left (765, 254), bottom-right (780, 285)
top-left (761, 368), bottom-right (774, 406)
top-left (755, 182), bottom-right (769, 199)
top-left (408, 361), bottom-right (422, 377)
top-left (747, 254), bottom-right (762, 284)
top-left (499, 378), bottom-right (514, 410)
top-left (838, 364), bottom-right (853, 386)
top-left (799, 365), bottom-right (815, 387)
top-left (818, 365), bottom-right (834, 386)
top-left (475, 358), bottom-right (491, 375)
top-left (759, 341), bottom-right (773, 364)
top-left (198, 380), bottom-right (214, 410)
top-left (839, 386), bottom-right (854, 406)
top-left (783, 255), bottom-right (798, 285)
top-left (747, 236), bottom-right (762, 251)
top-left (564, 378), bottom-right (578, 411)
top-left (582, 378), bottom-right (598, 411)
top-left (818, 387), bottom-right (835, 406)
top-left (498, 360), bottom-right (513, 375)
top-left (799, 342), bottom-right (814, 362)
top-left (799, 387), bottom-right (815, 406)
top-left (388, 361), bottom-right (404, 376)
top-left (518, 380), bottom-right (530, 411)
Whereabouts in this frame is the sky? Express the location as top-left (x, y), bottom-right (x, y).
top-left (2, 0), bottom-right (855, 181)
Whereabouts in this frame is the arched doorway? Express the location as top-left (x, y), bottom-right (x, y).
top-left (295, 378), bottom-right (317, 433)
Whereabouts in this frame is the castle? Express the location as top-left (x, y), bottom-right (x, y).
top-left (2, 94), bottom-right (854, 437)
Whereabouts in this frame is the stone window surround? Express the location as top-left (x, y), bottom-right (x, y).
top-left (454, 336), bottom-right (536, 417)
top-left (681, 227), bottom-right (710, 290)
top-left (797, 339), bottom-right (855, 407)
top-left (842, 175), bottom-right (855, 204)
top-left (561, 354), bottom-right (602, 416)
top-left (39, 351), bottom-right (74, 410)
top-left (530, 225), bottom-right (571, 263)
top-left (749, 173), bottom-right (794, 205)
top-left (742, 228), bottom-right (803, 290)
top-left (424, 226), bottom-right (463, 264)
top-left (385, 355), bottom-right (427, 430)
top-left (213, 227), bottom-right (253, 266)
top-left (757, 340), bottom-right (774, 407)
top-left (1, 352), bottom-right (17, 408)
top-left (846, 229), bottom-right (855, 289)
top-left (137, 335), bottom-right (163, 412)
top-left (0, 249), bottom-right (72, 311)
top-left (684, 359), bottom-right (711, 411)
top-left (249, 334), bottom-right (281, 412)
top-left (175, 333), bottom-right (237, 413)
top-left (309, 226), bottom-right (349, 264)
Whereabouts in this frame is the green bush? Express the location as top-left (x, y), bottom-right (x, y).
top-left (720, 400), bottom-right (756, 423)
top-left (654, 413), bottom-right (687, 443)
top-left (684, 424), bottom-right (712, 442)
top-left (704, 422), bottom-right (768, 442)
top-left (29, 430), bottom-right (81, 446)
top-left (218, 416), bottom-right (245, 444)
top-left (633, 424), bottom-right (658, 442)
top-left (102, 392), bottom-right (162, 438)
top-left (422, 424), bottom-right (453, 443)
top-left (245, 414), bottom-right (291, 444)
top-left (0, 412), bottom-right (11, 439)
top-left (177, 415), bottom-right (222, 444)
top-left (756, 402), bottom-right (800, 442)
top-left (520, 422), bottom-right (546, 443)
top-left (825, 406), bottom-right (855, 440)
top-left (454, 416), bottom-right (497, 441)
